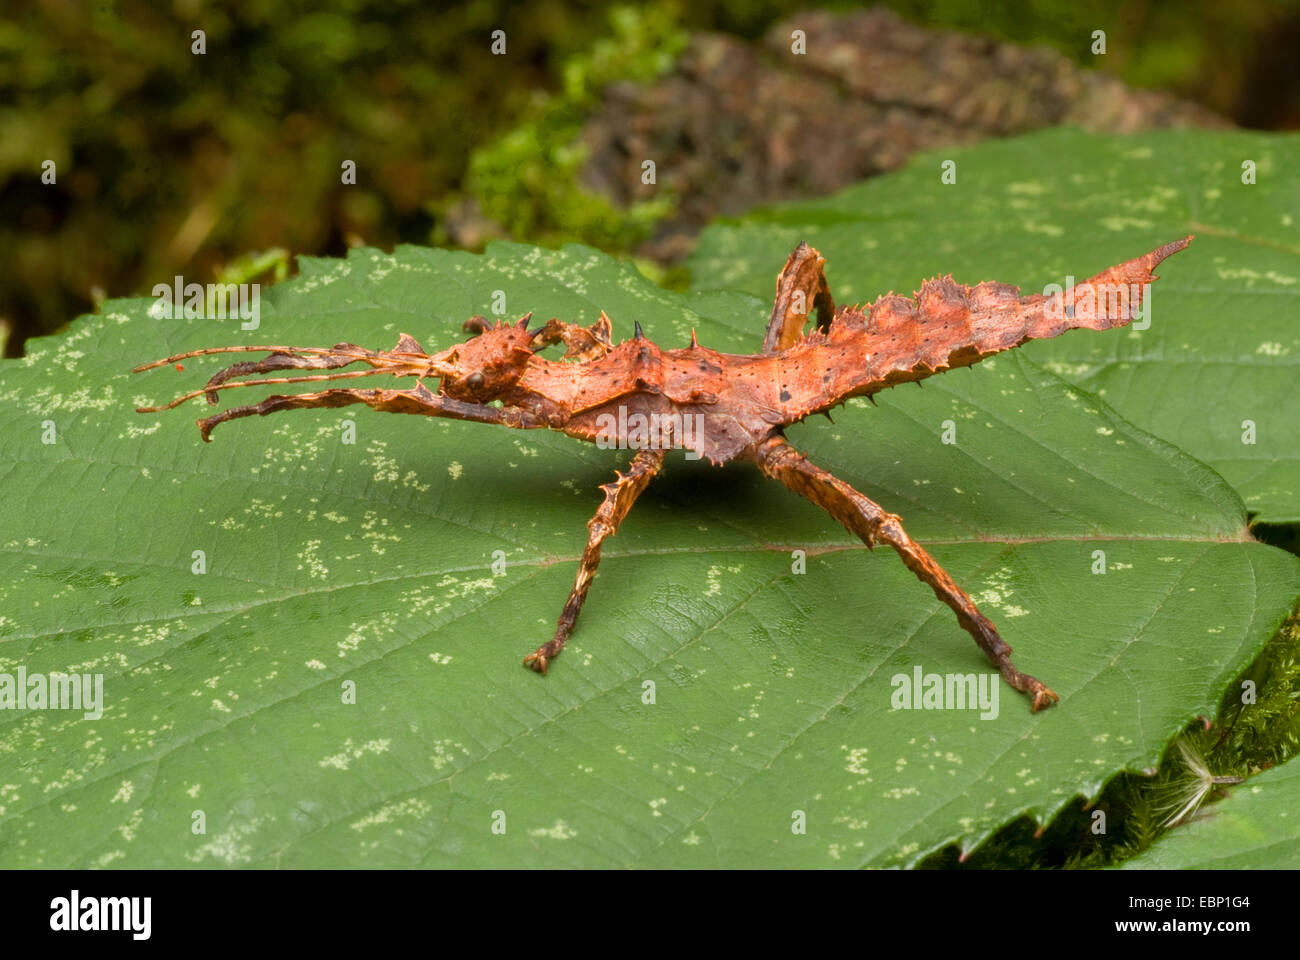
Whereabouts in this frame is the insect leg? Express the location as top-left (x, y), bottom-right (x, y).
top-left (191, 384), bottom-right (545, 441)
top-left (750, 435), bottom-right (1058, 712)
top-left (528, 312), bottom-right (614, 361)
top-left (762, 242), bottom-right (837, 353)
top-left (524, 446), bottom-right (666, 674)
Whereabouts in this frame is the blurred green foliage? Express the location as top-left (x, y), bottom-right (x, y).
top-left (4, 0), bottom-right (1298, 355)
top-left (1, 0), bottom-right (624, 353)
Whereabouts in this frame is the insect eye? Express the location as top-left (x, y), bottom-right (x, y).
top-left (466, 371), bottom-right (485, 390)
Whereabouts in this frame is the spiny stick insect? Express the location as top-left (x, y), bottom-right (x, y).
top-left (135, 237), bottom-right (1193, 712)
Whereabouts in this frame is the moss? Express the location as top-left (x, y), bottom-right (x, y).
top-left (451, 4), bottom-right (687, 253)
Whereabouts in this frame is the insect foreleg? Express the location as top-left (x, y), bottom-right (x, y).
top-left (191, 385), bottom-right (545, 441)
top-left (524, 446), bottom-right (666, 674)
top-left (750, 435), bottom-right (1058, 712)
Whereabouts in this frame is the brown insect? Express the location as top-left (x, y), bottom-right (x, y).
top-left (135, 236), bottom-right (1193, 711)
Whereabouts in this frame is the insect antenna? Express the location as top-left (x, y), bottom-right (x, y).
top-left (134, 341), bottom-right (452, 414)
top-left (132, 345), bottom-right (374, 372)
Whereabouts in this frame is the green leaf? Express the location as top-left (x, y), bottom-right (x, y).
top-left (688, 128), bottom-right (1300, 524)
top-left (0, 241), bottom-right (1296, 868)
top-left (1120, 761), bottom-right (1300, 868)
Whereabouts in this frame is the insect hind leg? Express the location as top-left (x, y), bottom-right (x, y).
top-left (749, 435), bottom-right (1058, 712)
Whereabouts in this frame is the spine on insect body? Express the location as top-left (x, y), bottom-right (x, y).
top-left (784, 236), bottom-right (1193, 419)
